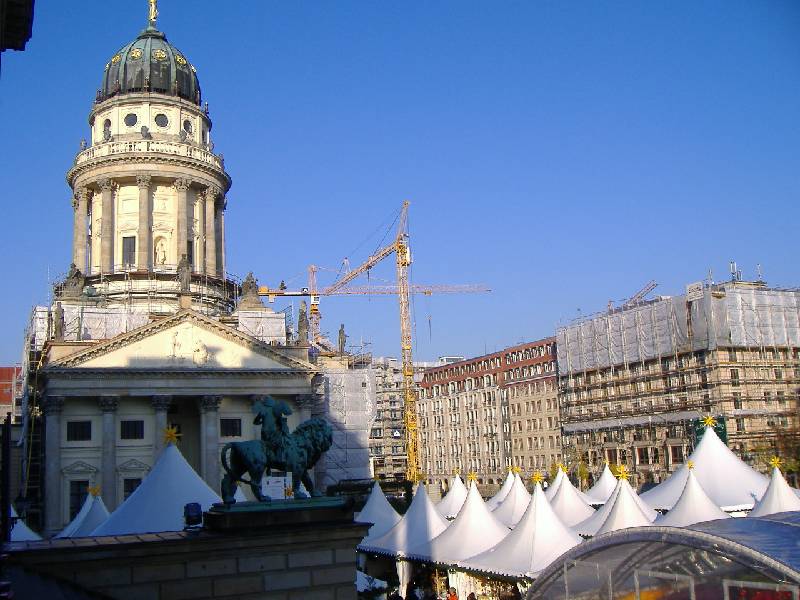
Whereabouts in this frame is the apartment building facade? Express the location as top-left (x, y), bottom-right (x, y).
top-left (417, 338), bottom-right (560, 494)
top-left (557, 280), bottom-right (800, 487)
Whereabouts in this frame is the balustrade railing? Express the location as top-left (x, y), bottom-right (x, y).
top-left (73, 140), bottom-right (224, 170)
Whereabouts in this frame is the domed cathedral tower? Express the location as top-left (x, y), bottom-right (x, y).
top-left (64, 6), bottom-right (234, 314)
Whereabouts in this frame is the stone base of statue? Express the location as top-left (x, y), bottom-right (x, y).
top-left (204, 497), bottom-right (354, 531)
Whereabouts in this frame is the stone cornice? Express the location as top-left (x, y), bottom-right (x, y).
top-left (46, 308), bottom-right (316, 372)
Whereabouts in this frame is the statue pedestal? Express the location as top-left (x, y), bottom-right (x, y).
top-left (179, 292), bottom-right (192, 309)
top-left (204, 497), bottom-right (354, 532)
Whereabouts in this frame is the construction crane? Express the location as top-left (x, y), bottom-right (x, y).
top-left (256, 201), bottom-right (489, 481)
top-left (622, 280), bottom-right (658, 309)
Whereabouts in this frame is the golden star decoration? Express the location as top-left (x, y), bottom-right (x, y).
top-left (615, 464), bottom-right (630, 480)
top-left (769, 456), bottom-right (782, 470)
top-left (87, 484), bottom-right (101, 497)
top-left (507, 465), bottom-right (514, 472)
top-left (512, 466), bottom-right (522, 475)
top-left (686, 460), bottom-right (695, 470)
top-left (702, 415), bottom-right (717, 428)
top-left (467, 471), bottom-right (478, 483)
top-left (557, 462), bottom-right (567, 472)
top-left (530, 471), bottom-right (544, 484)
top-left (453, 467), bottom-right (461, 476)
top-left (163, 426), bottom-right (180, 445)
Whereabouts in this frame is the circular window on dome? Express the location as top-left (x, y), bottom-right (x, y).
top-left (154, 114), bottom-right (169, 128)
top-left (183, 119), bottom-right (193, 134)
top-left (124, 113), bottom-right (138, 127)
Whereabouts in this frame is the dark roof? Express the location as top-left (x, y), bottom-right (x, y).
top-left (98, 26), bottom-right (200, 105)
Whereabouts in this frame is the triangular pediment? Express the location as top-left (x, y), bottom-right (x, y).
top-left (117, 459), bottom-right (151, 473)
top-left (49, 310), bottom-right (315, 371)
top-left (62, 461), bottom-right (98, 475)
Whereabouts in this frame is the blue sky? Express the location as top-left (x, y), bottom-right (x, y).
top-left (1, 1), bottom-right (798, 363)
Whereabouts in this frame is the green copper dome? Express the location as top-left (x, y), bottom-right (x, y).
top-left (98, 26), bottom-right (201, 105)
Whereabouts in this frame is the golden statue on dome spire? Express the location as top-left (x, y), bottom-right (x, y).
top-left (148, 0), bottom-right (159, 27)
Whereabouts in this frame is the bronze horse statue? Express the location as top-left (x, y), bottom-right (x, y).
top-left (220, 396), bottom-right (332, 503)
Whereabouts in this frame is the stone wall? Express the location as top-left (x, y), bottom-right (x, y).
top-left (10, 516), bottom-right (368, 600)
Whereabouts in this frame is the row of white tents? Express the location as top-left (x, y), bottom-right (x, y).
top-left (357, 426), bottom-right (800, 597)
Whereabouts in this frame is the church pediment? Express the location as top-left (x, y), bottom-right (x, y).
top-left (48, 310), bottom-right (314, 372)
top-left (117, 459), bottom-right (151, 473)
top-left (62, 461), bottom-right (98, 475)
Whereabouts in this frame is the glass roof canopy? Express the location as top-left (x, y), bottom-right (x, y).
top-left (528, 512), bottom-right (800, 600)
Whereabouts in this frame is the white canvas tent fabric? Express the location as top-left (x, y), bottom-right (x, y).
top-left (436, 475), bottom-right (468, 519)
top-left (356, 570), bottom-right (387, 595)
top-left (56, 493), bottom-right (110, 538)
top-left (640, 427), bottom-right (769, 511)
top-left (485, 471), bottom-right (514, 511)
top-left (358, 484), bottom-right (449, 557)
top-left (461, 483), bottom-right (582, 579)
top-left (406, 482), bottom-right (509, 565)
top-left (546, 468), bottom-right (595, 506)
top-left (749, 467), bottom-right (800, 517)
top-left (9, 505), bottom-right (41, 541)
top-left (91, 443), bottom-right (221, 536)
top-left (492, 474), bottom-right (531, 528)
top-left (576, 478), bottom-right (656, 537)
top-left (355, 481), bottom-right (401, 539)
top-left (549, 473), bottom-right (596, 527)
top-left (587, 464), bottom-right (617, 504)
top-left (654, 469), bottom-right (729, 527)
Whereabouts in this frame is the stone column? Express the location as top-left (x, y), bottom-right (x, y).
top-left (136, 174), bottom-right (152, 271)
top-left (72, 187), bottom-right (90, 272)
top-left (43, 396), bottom-right (64, 536)
top-left (199, 395), bottom-right (222, 492)
top-left (204, 187), bottom-right (218, 276)
top-left (174, 178), bottom-right (190, 268)
top-left (99, 178), bottom-right (114, 273)
top-left (151, 395), bottom-right (172, 461)
top-left (215, 198), bottom-right (224, 277)
top-left (99, 396), bottom-right (119, 509)
top-left (196, 194), bottom-right (205, 274)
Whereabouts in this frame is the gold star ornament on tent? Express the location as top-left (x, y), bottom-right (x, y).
top-left (557, 462), bottom-right (567, 472)
top-left (702, 415), bottom-right (717, 428)
top-left (512, 465), bottom-right (522, 475)
top-left (453, 467), bottom-right (461, 475)
top-left (686, 460), bottom-right (695, 470)
top-left (467, 471), bottom-right (478, 482)
top-left (163, 426), bottom-right (180, 445)
top-left (769, 456), bottom-right (782, 470)
top-left (530, 471), bottom-right (544, 484)
top-left (87, 484), bottom-right (101, 497)
top-left (615, 464), bottom-right (630, 480)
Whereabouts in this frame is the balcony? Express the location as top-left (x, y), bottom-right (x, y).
top-left (72, 139), bottom-right (225, 172)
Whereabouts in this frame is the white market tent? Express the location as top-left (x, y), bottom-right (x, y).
top-left (749, 467), bottom-right (800, 518)
top-left (586, 464), bottom-right (617, 504)
top-left (91, 443), bottom-right (221, 536)
top-left (549, 473), bottom-right (596, 527)
top-left (356, 570), bottom-right (388, 597)
top-left (546, 468), bottom-right (595, 506)
top-left (355, 481), bottom-right (401, 539)
top-left (359, 484), bottom-right (449, 558)
top-left (654, 469), bottom-right (729, 527)
top-left (10, 505), bottom-right (41, 541)
top-left (461, 482), bottom-right (582, 579)
top-left (485, 471), bottom-right (514, 511)
top-left (576, 477), bottom-right (656, 537)
top-left (56, 492), bottom-right (109, 538)
top-left (406, 481), bottom-right (509, 565)
top-left (436, 474), bottom-right (468, 519)
top-left (640, 427), bottom-right (769, 511)
top-left (492, 474), bottom-right (531, 528)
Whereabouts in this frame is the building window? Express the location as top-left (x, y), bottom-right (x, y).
top-left (69, 480), bottom-right (88, 519)
top-left (730, 369), bottom-right (740, 387)
top-left (220, 418), bottom-right (242, 438)
top-left (66, 421), bottom-right (91, 442)
top-left (123, 478), bottom-right (141, 500)
top-left (732, 392), bottom-right (742, 410)
top-left (774, 369), bottom-right (783, 381)
top-left (120, 420), bottom-right (144, 440)
top-left (670, 446), bottom-right (684, 464)
top-left (736, 418), bottom-right (746, 432)
top-left (122, 236), bottom-right (136, 266)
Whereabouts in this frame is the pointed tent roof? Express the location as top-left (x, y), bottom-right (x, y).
top-left (576, 477), bottom-right (656, 537)
top-left (358, 484), bottom-right (449, 558)
top-left (56, 493), bottom-right (110, 538)
top-left (355, 481), bottom-right (401, 539)
top-left (436, 474), bottom-right (468, 519)
top-left (546, 467), bottom-right (596, 506)
top-left (485, 471), bottom-right (514, 511)
top-left (461, 483), bottom-right (582, 579)
top-left (655, 469), bottom-right (730, 527)
top-left (10, 505), bottom-right (41, 541)
top-left (586, 464), bottom-right (617, 504)
top-left (549, 473), bottom-right (596, 527)
top-left (492, 474), bottom-right (531, 528)
top-left (749, 467), bottom-right (800, 518)
top-left (91, 443), bottom-right (221, 536)
top-left (406, 482), bottom-right (509, 565)
top-left (641, 426), bottom-right (769, 511)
